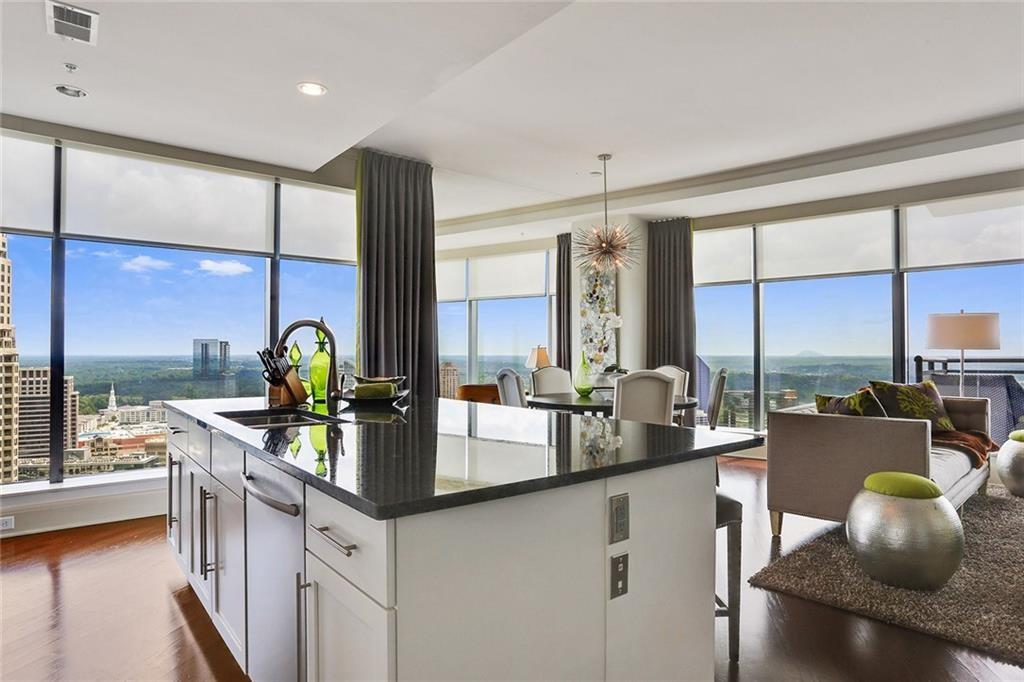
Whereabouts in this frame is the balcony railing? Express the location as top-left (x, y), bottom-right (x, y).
top-left (913, 355), bottom-right (1024, 382)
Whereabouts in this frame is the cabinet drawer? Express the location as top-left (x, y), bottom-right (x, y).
top-left (168, 411), bottom-right (188, 455)
top-left (188, 420), bottom-right (212, 471)
top-left (305, 485), bottom-right (394, 607)
top-left (211, 433), bottom-right (245, 498)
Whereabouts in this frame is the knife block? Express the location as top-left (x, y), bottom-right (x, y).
top-left (268, 367), bottom-right (310, 407)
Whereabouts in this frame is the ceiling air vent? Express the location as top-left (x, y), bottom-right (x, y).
top-left (45, 1), bottom-right (99, 46)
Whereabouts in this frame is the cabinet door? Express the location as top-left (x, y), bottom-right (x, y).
top-left (211, 481), bottom-right (247, 671)
top-left (306, 552), bottom-right (394, 682)
top-left (184, 455), bottom-right (213, 608)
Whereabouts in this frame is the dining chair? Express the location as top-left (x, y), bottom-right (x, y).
top-left (496, 368), bottom-right (528, 408)
top-left (531, 366), bottom-right (572, 395)
top-left (454, 384), bottom-right (500, 405)
top-left (653, 364), bottom-right (689, 397)
top-left (611, 370), bottom-right (675, 425)
top-left (706, 368), bottom-right (729, 430)
top-left (654, 364), bottom-right (690, 424)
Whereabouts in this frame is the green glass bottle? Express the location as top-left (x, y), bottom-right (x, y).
top-left (309, 327), bottom-right (331, 407)
top-left (289, 435), bottom-right (302, 459)
top-left (288, 341), bottom-right (312, 401)
top-left (574, 350), bottom-right (594, 397)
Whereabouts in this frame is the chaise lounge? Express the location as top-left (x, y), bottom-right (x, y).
top-left (766, 396), bottom-right (991, 536)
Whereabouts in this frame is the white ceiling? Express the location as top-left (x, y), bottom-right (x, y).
top-left (0, 1), bottom-right (568, 170)
top-left (2, 2), bottom-right (1022, 235)
top-left (434, 140), bottom-right (1024, 251)
top-left (364, 2), bottom-right (1024, 220)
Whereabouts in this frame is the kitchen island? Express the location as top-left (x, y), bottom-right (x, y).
top-left (164, 396), bottom-right (763, 681)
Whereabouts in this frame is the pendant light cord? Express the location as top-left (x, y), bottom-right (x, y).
top-left (603, 155), bottom-right (609, 227)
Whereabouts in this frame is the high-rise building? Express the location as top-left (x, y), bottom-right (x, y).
top-left (18, 368), bottom-right (80, 459)
top-left (439, 362), bottom-right (461, 400)
top-left (219, 340), bottom-right (231, 373)
top-left (0, 235), bottom-right (19, 483)
top-left (193, 338), bottom-right (231, 378)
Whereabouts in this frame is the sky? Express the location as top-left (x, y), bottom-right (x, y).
top-left (5, 233), bottom-right (355, 357)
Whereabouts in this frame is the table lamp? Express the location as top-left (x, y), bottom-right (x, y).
top-left (525, 346), bottom-right (552, 369)
top-left (926, 310), bottom-right (1000, 396)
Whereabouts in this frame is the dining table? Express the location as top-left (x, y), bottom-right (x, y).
top-left (527, 391), bottom-right (699, 416)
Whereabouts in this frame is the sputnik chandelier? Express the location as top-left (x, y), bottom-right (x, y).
top-left (572, 153), bottom-right (642, 272)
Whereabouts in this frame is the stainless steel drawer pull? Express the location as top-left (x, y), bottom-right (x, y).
top-left (309, 524), bottom-right (358, 557)
top-left (240, 473), bottom-right (300, 516)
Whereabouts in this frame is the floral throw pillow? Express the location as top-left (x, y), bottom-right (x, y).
top-left (868, 380), bottom-right (955, 432)
top-left (815, 388), bottom-right (888, 417)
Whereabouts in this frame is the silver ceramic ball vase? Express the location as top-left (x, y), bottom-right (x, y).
top-left (995, 438), bottom-right (1024, 497)
top-left (846, 490), bottom-right (964, 591)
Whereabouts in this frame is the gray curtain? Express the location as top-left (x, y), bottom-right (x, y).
top-left (358, 149), bottom-right (438, 397)
top-left (646, 218), bottom-right (696, 424)
top-left (556, 232), bottom-right (573, 370)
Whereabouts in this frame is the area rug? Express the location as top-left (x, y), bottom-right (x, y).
top-left (749, 484), bottom-right (1024, 667)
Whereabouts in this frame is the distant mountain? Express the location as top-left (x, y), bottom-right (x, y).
top-left (795, 350), bottom-right (824, 357)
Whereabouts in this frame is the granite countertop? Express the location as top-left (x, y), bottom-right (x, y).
top-left (165, 396), bottom-right (764, 520)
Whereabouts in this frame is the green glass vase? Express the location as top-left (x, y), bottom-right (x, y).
top-left (309, 328), bottom-right (331, 407)
top-left (574, 350), bottom-right (594, 397)
top-left (311, 424), bottom-right (328, 477)
top-left (288, 341), bottom-right (312, 401)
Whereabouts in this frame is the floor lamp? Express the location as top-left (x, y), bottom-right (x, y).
top-left (926, 311), bottom-right (1000, 396)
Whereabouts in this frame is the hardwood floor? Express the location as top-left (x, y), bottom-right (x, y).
top-left (1, 516), bottom-right (245, 682)
top-left (0, 458), bottom-right (1018, 681)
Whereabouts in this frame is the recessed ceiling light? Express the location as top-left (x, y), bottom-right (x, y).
top-left (55, 84), bottom-right (87, 98)
top-left (296, 81), bottom-right (327, 97)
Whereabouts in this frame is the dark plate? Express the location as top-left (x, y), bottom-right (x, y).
top-left (341, 387), bottom-right (411, 407)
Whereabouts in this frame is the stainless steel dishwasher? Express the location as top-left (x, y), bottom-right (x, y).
top-left (243, 454), bottom-right (306, 682)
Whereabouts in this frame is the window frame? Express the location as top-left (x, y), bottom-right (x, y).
top-left (1, 138), bottom-right (356, 487)
top-left (694, 201), bottom-right (1024, 432)
top-left (436, 253), bottom-right (555, 387)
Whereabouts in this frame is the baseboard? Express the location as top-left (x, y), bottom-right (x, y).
top-left (0, 475), bottom-right (165, 538)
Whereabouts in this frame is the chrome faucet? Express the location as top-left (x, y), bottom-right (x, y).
top-left (275, 318), bottom-right (343, 414)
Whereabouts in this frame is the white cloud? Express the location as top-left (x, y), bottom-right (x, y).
top-left (121, 255), bottom-right (172, 272)
top-left (198, 259), bottom-right (253, 277)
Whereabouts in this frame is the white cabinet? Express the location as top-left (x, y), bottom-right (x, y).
top-left (210, 479), bottom-right (247, 670)
top-left (305, 552), bottom-right (395, 682)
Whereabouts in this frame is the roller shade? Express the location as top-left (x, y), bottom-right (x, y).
top-left (64, 146), bottom-right (273, 253)
top-left (468, 251), bottom-right (547, 299)
top-left (757, 210), bottom-right (892, 280)
top-left (436, 258), bottom-right (467, 302)
top-left (693, 226), bottom-right (752, 285)
top-left (904, 190), bottom-right (1024, 268)
top-left (281, 183), bottom-right (356, 262)
top-left (1, 134), bottom-right (54, 234)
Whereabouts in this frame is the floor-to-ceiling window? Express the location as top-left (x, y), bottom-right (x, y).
top-left (64, 242), bottom-right (267, 477)
top-left (693, 194), bottom-right (1024, 432)
top-left (903, 190), bottom-right (1024, 387)
top-left (435, 251), bottom-right (553, 394)
top-left (1, 234), bottom-right (52, 484)
top-left (762, 274), bottom-right (893, 408)
top-left (0, 132), bottom-right (357, 486)
top-left (693, 227), bottom-right (754, 427)
top-left (279, 182), bottom-right (358, 388)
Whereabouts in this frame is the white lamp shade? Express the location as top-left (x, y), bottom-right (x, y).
top-left (525, 346), bottom-right (552, 369)
top-left (926, 312), bottom-right (1000, 350)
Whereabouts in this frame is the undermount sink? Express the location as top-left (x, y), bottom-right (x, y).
top-left (217, 407), bottom-right (344, 430)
